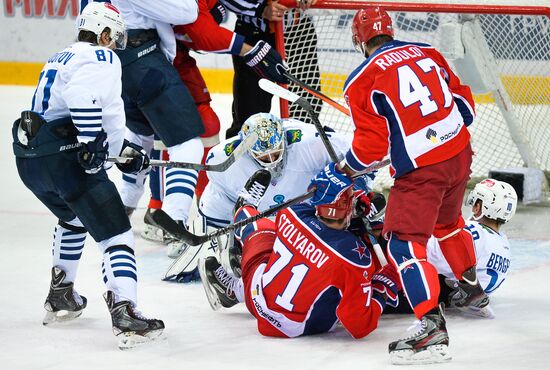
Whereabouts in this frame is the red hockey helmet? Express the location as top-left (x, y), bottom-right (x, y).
top-left (315, 186), bottom-right (355, 224)
top-left (352, 7), bottom-right (394, 54)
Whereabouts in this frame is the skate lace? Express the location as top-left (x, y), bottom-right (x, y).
top-left (238, 181), bottom-right (267, 207)
top-left (401, 318), bottom-right (427, 340)
top-left (214, 265), bottom-right (238, 296)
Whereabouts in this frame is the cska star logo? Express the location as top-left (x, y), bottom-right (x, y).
top-left (400, 256), bottom-right (415, 273)
top-left (352, 242), bottom-right (369, 260)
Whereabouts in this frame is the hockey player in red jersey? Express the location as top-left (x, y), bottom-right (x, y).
top-left (309, 7), bottom-right (485, 365)
top-left (199, 169), bottom-right (400, 339)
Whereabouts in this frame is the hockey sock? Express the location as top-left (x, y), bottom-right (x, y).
top-left (387, 234), bottom-right (440, 319)
top-left (52, 220), bottom-right (87, 283)
top-left (434, 217), bottom-right (477, 280)
top-left (163, 138), bottom-right (203, 223)
top-left (101, 244), bottom-right (138, 304)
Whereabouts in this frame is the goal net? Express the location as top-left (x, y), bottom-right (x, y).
top-left (276, 0), bottom-right (550, 193)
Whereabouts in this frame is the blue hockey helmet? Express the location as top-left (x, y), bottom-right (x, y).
top-left (240, 113), bottom-right (285, 170)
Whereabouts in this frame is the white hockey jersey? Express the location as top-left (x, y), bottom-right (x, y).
top-left (427, 220), bottom-right (511, 294)
top-left (199, 120), bottom-right (354, 227)
top-left (31, 42), bottom-right (125, 157)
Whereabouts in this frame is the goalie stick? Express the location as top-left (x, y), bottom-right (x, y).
top-left (260, 78), bottom-right (390, 265)
top-left (153, 159), bottom-right (390, 246)
top-left (259, 78), bottom-right (340, 163)
top-left (282, 71), bottom-right (350, 116)
top-left (107, 132), bottom-right (258, 172)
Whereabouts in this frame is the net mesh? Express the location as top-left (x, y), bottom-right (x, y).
top-left (281, 7), bottom-right (550, 191)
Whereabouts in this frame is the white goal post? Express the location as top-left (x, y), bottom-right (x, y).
top-left (275, 0), bottom-right (550, 192)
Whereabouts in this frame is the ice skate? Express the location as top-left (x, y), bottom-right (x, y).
top-left (445, 268), bottom-right (494, 318)
top-left (104, 291), bottom-right (165, 350)
top-left (389, 305), bottom-right (452, 365)
top-left (43, 267), bottom-right (87, 325)
top-left (141, 208), bottom-right (168, 243)
top-left (198, 256), bottom-right (240, 311)
top-left (227, 242), bottom-right (243, 278)
top-left (233, 169), bottom-right (272, 214)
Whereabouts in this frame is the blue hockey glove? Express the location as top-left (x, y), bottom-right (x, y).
top-left (308, 162), bottom-right (353, 206)
top-left (115, 140), bottom-right (150, 174)
top-left (244, 40), bottom-right (289, 84)
top-left (164, 267), bottom-right (201, 283)
top-left (372, 264), bottom-right (400, 308)
top-left (77, 131), bottom-right (109, 174)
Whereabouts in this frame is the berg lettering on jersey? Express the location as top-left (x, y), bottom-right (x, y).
top-left (343, 40), bottom-right (476, 178)
top-left (248, 203), bottom-right (382, 339)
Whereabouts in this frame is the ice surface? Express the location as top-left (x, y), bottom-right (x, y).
top-left (1, 86), bottom-right (549, 369)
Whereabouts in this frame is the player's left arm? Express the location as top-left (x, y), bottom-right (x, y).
top-left (175, 1), bottom-right (245, 55)
top-left (430, 49), bottom-right (476, 126)
top-left (341, 82), bottom-right (391, 174)
top-left (333, 265), bottom-right (385, 339)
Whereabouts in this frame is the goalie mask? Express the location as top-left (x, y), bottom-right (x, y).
top-left (466, 179), bottom-right (518, 223)
top-left (240, 113), bottom-right (286, 172)
top-left (78, 2), bottom-right (127, 50)
top-left (352, 7), bottom-right (394, 55)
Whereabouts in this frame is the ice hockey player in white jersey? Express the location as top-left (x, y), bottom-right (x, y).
top-left (164, 112), bottom-right (374, 281)
top-left (385, 179), bottom-right (517, 318)
top-left (12, 2), bottom-right (163, 349)
top-left (427, 179), bottom-right (517, 317)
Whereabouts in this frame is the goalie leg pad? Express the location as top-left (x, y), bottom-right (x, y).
top-left (163, 214), bottom-right (232, 283)
top-left (434, 217), bottom-right (476, 280)
top-left (387, 234), bottom-right (440, 319)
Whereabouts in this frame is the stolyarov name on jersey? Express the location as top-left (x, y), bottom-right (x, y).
top-left (278, 213), bottom-right (330, 269)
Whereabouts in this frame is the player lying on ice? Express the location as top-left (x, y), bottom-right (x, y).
top-left (384, 178), bottom-right (518, 317)
top-left (162, 113), bottom-right (374, 281)
top-left (198, 168), bottom-right (400, 339)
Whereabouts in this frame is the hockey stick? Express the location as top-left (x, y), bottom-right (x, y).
top-left (154, 159), bottom-right (391, 246)
top-left (259, 79), bottom-right (340, 163)
top-left (282, 71), bottom-right (350, 116)
top-left (107, 132), bottom-right (258, 172)
top-left (151, 190), bottom-right (315, 246)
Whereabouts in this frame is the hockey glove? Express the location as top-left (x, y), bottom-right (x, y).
top-left (244, 40), bottom-right (289, 84)
top-left (308, 162), bottom-right (353, 206)
top-left (77, 131), bottom-right (109, 174)
top-left (372, 264), bottom-right (401, 308)
top-left (210, 2), bottom-right (227, 24)
top-left (115, 140), bottom-right (150, 174)
top-left (354, 191), bottom-right (386, 223)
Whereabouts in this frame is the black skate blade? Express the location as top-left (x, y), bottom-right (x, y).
top-left (151, 210), bottom-right (206, 246)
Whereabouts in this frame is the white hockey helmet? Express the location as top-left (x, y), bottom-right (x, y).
top-left (466, 179), bottom-right (518, 223)
top-left (240, 113), bottom-right (286, 170)
top-left (78, 2), bottom-right (127, 50)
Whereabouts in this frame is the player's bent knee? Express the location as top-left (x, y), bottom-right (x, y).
top-left (197, 103), bottom-right (220, 138)
top-left (433, 217), bottom-right (465, 241)
top-left (98, 229), bottom-right (135, 252)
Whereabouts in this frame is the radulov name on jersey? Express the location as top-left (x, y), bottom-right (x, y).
top-left (47, 51), bottom-right (75, 65)
top-left (374, 46), bottom-right (425, 71)
top-left (278, 213), bottom-right (330, 269)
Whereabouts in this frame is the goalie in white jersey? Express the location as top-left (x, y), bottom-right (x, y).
top-left (12, 2), bottom-right (163, 349)
top-left (164, 112), bottom-right (373, 282)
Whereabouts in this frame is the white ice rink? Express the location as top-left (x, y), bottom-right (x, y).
top-left (1, 86), bottom-right (549, 369)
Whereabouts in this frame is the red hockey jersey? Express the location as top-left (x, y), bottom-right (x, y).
top-left (173, 0), bottom-right (245, 55)
top-left (343, 40), bottom-right (475, 178)
top-left (248, 203), bottom-right (385, 338)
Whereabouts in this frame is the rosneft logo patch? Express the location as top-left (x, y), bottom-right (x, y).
top-left (426, 128), bottom-right (438, 144)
